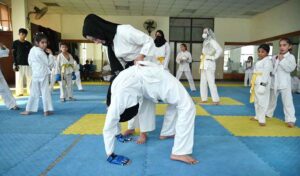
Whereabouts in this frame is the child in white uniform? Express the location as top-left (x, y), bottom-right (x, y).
top-left (176, 43), bottom-right (196, 91)
top-left (0, 43), bottom-right (19, 110)
top-left (103, 61), bottom-right (197, 165)
top-left (249, 44), bottom-right (273, 126)
top-left (55, 43), bottom-right (77, 102)
top-left (20, 33), bottom-right (54, 116)
top-left (266, 38), bottom-right (297, 128)
top-left (244, 56), bottom-right (254, 87)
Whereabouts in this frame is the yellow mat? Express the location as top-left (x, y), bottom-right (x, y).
top-left (214, 116), bottom-right (300, 137)
top-left (192, 97), bottom-right (244, 105)
top-left (82, 82), bottom-right (110, 86)
top-left (63, 114), bottom-right (140, 135)
top-left (180, 82), bottom-right (243, 87)
top-left (156, 104), bottom-right (210, 116)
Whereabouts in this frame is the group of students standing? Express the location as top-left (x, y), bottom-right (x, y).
top-left (0, 28), bottom-right (82, 116)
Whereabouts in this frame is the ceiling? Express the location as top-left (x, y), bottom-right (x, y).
top-left (2, 0), bottom-right (289, 18)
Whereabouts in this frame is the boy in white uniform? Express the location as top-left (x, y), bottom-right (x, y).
top-left (21, 33), bottom-right (55, 116)
top-left (249, 44), bottom-right (273, 126)
top-left (266, 38), bottom-right (297, 127)
top-left (55, 43), bottom-right (77, 102)
top-left (0, 43), bottom-right (19, 110)
top-left (103, 61), bottom-right (197, 165)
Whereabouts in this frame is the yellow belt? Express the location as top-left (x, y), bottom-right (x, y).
top-left (199, 54), bottom-right (205, 70)
top-left (61, 64), bottom-right (73, 74)
top-left (250, 72), bottom-right (263, 103)
top-left (157, 57), bottom-right (165, 64)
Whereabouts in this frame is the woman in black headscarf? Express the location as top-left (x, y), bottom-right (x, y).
top-left (153, 30), bottom-right (171, 70)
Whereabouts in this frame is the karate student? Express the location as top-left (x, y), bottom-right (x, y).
top-left (0, 43), bottom-right (19, 110)
top-left (49, 54), bottom-right (58, 91)
top-left (73, 56), bottom-right (83, 91)
top-left (244, 56), bottom-right (254, 87)
top-left (20, 33), bottom-right (54, 116)
top-left (153, 30), bottom-right (171, 70)
top-left (55, 43), bottom-right (77, 102)
top-left (291, 76), bottom-right (300, 94)
top-left (12, 28), bottom-right (32, 96)
top-left (176, 43), bottom-right (196, 91)
top-left (199, 28), bottom-right (222, 105)
top-left (104, 61), bottom-right (197, 165)
top-left (82, 14), bottom-right (156, 144)
top-left (266, 38), bottom-right (297, 127)
top-left (249, 44), bottom-right (273, 126)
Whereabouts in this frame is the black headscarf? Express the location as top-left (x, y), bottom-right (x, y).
top-left (154, 30), bottom-right (167, 47)
top-left (82, 14), bottom-right (118, 46)
top-left (82, 14), bottom-right (124, 76)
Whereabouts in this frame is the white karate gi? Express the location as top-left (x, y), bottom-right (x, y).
top-left (200, 38), bottom-right (222, 102)
top-left (49, 56), bottom-right (57, 91)
top-left (266, 52), bottom-right (297, 123)
top-left (252, 57), bottom-right (273, 123)
top-left (153, 42), bottom-right (171, 70)
top-left (176, 51), bottom-right (196, 91)
top-left (111, 24), bottom-right (156, 132)
top-left (103, 61), bottom-right (196, 156)
top-left (244, 60), bottom-right (254, 87)
top-left (55, 53), bottom-right (77, 99)
top-left (291, 76), bottom-right (300, 93)
top-left (26, 46), bottom-right (54, 112)
top-left (0, 48), bottom-right (17, 109)
top-left (73, 64), bottom-right (83, 90)
top-left (15, 65), bottom-right (32, 95)
top-left (102, 64), bottom-right (112, 81)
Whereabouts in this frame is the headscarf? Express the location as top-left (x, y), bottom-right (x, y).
top-left (82, 14), bottom-right (118, 46)
top-left (203, 28), bottom-right (217, 53)
top-left (154, 30), bottom-right (167, 47)
top-left (82, 14), bottom-right (124, 76)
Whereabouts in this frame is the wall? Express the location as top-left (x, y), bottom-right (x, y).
top-left (250, 0), bottom-right (300, 41)
top-left (61, 15), bottom-right (169, 40)
top-left (30, 14), bottom-right (61, 32)
top-left (213, 18), bottom-right (252, 78)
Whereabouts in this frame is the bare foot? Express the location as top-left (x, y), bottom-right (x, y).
top-left (199, 101), bottom-right (207, 104)
top-left (212, 102), bottom-right (220, 105)
top-left (259, 123), bottom-right (266, 126)
top-left (20, 111), bottom-right (30, 115)
top-left (159, 135), bottom-right (175, 140)
top-left (136, 132), bottom-right (147, 144)
top-left (171, 154), bottom-right (199, 165)
top-left (287, 122), bottom-right (295, 128)
top-left (250, 117), bottom-right (258, 121)
top-left (44, 111), bottom-right (54, 116)
top-left (123, 129), bottom-right (135, 136)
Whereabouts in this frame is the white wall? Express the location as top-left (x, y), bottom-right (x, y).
top-left (250, 0), bottom-right (300, 41)
top-left (61, 15), bottom-right (169, 40)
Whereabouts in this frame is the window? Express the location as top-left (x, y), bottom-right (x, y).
top-left (0, 4), bottom-right (12, 31)
top-left (169, 18), bottom-right (214, 42)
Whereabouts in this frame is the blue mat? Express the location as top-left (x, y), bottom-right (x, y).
top-left (0, 134), bottom-right (56, 175)
top-left (47, 136), bottom-right (147, 176)
top-left (145, 136), bottom-right (279, 176)
top-left (2, 135), bottom-right (78, 176)
top-left (239, 137), bottom-right (300, 176)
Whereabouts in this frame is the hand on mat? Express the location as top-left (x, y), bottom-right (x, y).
top-left (107, 153), bottom-right (131, 166)
top-left (116, 134), bottom-right (132, 143)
